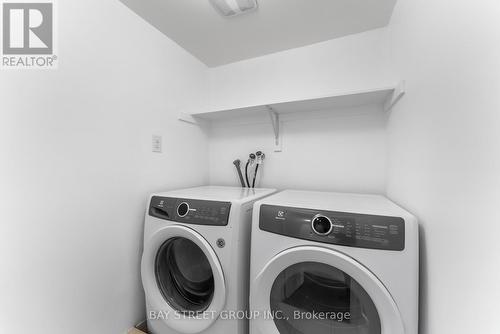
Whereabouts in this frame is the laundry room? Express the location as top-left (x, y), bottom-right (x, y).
top-left (1, 1), bottom-right (499, 334)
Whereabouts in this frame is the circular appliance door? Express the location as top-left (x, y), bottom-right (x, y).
top-left (142, 225), bottom-right (226, 334)
top-left (252, 246), bottom-right (404, 334)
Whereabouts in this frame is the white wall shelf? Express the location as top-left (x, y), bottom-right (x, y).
top-left (179, 81), bottom-right (405, 151)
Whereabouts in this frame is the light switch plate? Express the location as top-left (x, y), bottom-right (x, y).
top-left (152, 135), bottom-right (162, 153)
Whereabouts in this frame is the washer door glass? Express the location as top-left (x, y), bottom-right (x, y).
top-left (155, 237), bottom-right (215, 313)
top-left (270, 262), bottom-right (381, 334)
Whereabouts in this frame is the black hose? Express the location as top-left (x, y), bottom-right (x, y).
top-left (245, 161), bottom-right (250, 188)
top-left (252, 164), bottom-right (260, 188)
top-left (233, 160), bottom-right (245, 187)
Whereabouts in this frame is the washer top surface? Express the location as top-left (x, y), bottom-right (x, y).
top-left (152, 186), bottom-right (276, 203)
top-left (257, 190), bottom-right (413, 218)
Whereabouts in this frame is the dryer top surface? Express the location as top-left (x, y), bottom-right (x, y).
top-left (257, 190), bottom-right (415, 219)
top-left (152, 186), bottom-right (276, 203)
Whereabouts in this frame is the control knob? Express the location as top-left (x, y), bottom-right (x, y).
top-left (311, 214), bottom-right (333, 236)
top-left (177, 202), bottom-right (189, 217)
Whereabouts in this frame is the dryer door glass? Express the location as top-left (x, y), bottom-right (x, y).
top-left (155, 237), bottom-right (214, 313)
top-left (270, 262), bottom-right (381, 334)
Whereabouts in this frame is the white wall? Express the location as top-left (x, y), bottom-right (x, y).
top-left (208, 28), bottom-right (395, 110)
top-left (386, 1), bottom-right (500, 333)
top-left (0, 1), bottom-right (208, 333)
top-left (207, 29), bottom-right (394, 193)
top-left (208, 106), bottom-right (388, 192)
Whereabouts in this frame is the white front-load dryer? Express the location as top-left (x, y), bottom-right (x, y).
top-left (142, 186), bottom-right (276, 334)
top-left (250, 190), bottom-right (418, 334)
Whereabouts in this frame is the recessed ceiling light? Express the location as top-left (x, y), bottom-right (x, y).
top-left (209, 0), bottom-right (258, 17)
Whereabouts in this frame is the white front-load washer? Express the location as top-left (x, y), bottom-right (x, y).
top-left (141, 186), bottom-right (276, 334)
top-left (250, 190), bottom-right (418, 334)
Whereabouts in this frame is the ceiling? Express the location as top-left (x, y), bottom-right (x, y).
top-left (120, 0), bottom-right (397, 67)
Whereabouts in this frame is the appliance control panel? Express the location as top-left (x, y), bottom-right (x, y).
top-left (259, 205), bottom-right (405, 251)
top-left (149, 196), bottom-right (231, 226)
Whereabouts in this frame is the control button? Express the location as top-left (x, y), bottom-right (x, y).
top-left (177, 202), bottom-right (189, 217)
top-left (216, 238), bottom-right (225, 248)
top-left (311, 215), bottom-right (333, 236)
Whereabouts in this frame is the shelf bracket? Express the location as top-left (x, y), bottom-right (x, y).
top-left (178, 113), bottom-right (209, 128)
top-left (384, 81), bottom-right (406, 112)
top-left (266, 105), bottom-right (282, 152)
top-left (178, 113), bottom-right (201, 125)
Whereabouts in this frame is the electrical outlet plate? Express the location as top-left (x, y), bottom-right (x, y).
top-left (152, 135), bottom-right (162, 153)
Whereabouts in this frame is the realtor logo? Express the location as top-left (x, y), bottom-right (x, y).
top-left (1, 1), bottom-right (57, 69)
